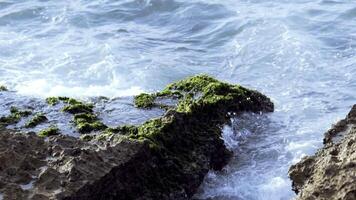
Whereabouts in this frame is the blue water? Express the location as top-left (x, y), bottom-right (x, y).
top-left (0, 0), bottom-right (356, 199)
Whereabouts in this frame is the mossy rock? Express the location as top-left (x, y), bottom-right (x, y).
top-left (76, 121), bottom-right (107, 133)
top-left (25, 113), bottom-right (48, 128)
top-left (62, 103), bottom-right (94, 114)
top-left (0, 107), bottom-right (32, 126)
top-left (0, 85), bottom-right (8, 91)
top-left (134, 93), bottom-right (155, 109)
top-left (38, 126), bottom-right (60, 137)
top-left (46, 96), bottom-right (83, 106)
top-left (46, 97), bottom-right (60, 106)
top-left (0, 75), bottom-right (274, 199)
top-left (134, 74), bottom-right (273, 114)
top-left (72, 113), bottom-right (107, 134)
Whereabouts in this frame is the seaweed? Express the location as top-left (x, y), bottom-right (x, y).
top-left (38, 126), bottom-right (60, 137)
top-left (25, 113), bottom-right (48, 128)
top-left (0, 107), bottom-right (32, 126)
top-left (0, 85), bottom-right (8, 91)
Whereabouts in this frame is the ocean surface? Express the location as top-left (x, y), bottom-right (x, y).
top-left (1, 0), bottom-right (356, 199)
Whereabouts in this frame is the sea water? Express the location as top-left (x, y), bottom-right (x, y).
top-left (1, 0), bottom-right (355, 199)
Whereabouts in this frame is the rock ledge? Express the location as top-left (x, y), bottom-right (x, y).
top-left (289, 105), bottom-right (356, 200)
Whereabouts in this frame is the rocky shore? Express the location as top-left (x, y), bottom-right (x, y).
top-left (0, 75), bottom-right (273, 200)
top-left (289, 105), bottom-right (356, 200)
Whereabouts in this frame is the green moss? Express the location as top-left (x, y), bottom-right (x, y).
top-left (0, 107), bottom-right (32, 125)
top-left (73, 113), bottom-right (107, 133)
top-left (77, 75), bottom-right (273, 198)
top-left (73, 113), bottom-right (97, 124)
top-left (134, 93), bottom-right (156, 108)
top-left (38, 126), bottom-right (60, 137)
top-left (46, 96), bottom-right (83, 106)
top-left (133, 75), bottom-right (255, 114)
top-left (10, 107), bottom-right (32, 116)
top-left (106, 125), bottom-right (138, 135)
top-left (76, 121), bottom-right (107, 133)
top-left (0, 85), bottom-right (8, 91)
top-left (65, 98), bottom-right (82, 105)
top-left (156, 88), bottom-right (183, 98)
top-left (25, 113), bottom-right (48, 128)
top-left (166, 74), bottom-right (218, 92)
top-left (46, 97), bottom-right (60, 106)
top-left (156, 75), bottom-right (254, 114)
top-left (129, 118), bottom-right (171, 151)
top-left (129, 74), bottom-right (273, 153)
top-left (62, 103), bottom-right (94, 114)
top-left (58, 96), bottom-right (70, 101)
top-left (45, 96), bottom-right (106, 134)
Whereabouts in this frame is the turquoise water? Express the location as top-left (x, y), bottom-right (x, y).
top-left (1, 0), bottom-right (356, 199)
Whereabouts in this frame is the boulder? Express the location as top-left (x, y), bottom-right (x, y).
top-left (0, 75), bottom-right (273, 199)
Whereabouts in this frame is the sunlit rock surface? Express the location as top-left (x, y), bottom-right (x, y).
top-left (289, 105), bottom-right (356, 200)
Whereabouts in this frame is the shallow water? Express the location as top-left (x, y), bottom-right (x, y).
top-left (1, 0), bottom-right (356, 199)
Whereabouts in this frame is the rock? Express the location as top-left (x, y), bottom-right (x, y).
top-left (0, 75), bottom-right (274, 199)
top-left (289, 105), bottom-right (356, 200)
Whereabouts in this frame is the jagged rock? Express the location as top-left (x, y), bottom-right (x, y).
top-left (289, 105), bottom-right (356, 200)
top-left (0, 75), bottom-right (274, 200)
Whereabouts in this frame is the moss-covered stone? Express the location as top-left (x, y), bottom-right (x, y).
top-left (0, 85), bottom-right (8, 91)
top-left (0, 107), bottom-right (32, 126)
top-left (0, 75), bottom-right (275, 200)
top-left (38, 126), bottom-right (60, 137)
top-left (120, 75), bottom-right (274, 198)
top-left (62, 103), bottom-right (94, 114)
top-left (45, 97), bottom-right (104, 133)
top-left (46, 97), bottom-right (60, 106)
top-left (76, 121), bottom-right (107, 133)
top-left (134, 74), bottom-right (273, 114)
top-left (72, 113), bottom-right (107, 133)
top-left (46, 96), bottom-right (83, 106)
top-left (134, 93), bottom-right (155, 109)
top-left (73, 113), bottom-right (97, 124)
top-left (25, 113), bottom-right (48, 128)
top-left (105, 125), bottom-right (138, 135)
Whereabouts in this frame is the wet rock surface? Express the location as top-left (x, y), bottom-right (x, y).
top-left (0, 129), bottom-right (146, 200)
top-left (0, 75), bottom-right (274, 200)
top-left (289, 105), bottom-right (356, 200)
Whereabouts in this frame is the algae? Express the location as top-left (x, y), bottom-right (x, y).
top-left (46, 96), bottom-right (82, 106)
top-left (133, 74), bottom-right (258, 114)
top-left (129, 75), bottom-right (274, 172)
top-left (134, 93), bottom-right (155, 109)
top-left (46, 96), bottom-right (102, 133)
top-left (62, 103), bottom-right (94, 114)
top-left (25, 113), bottom-right (48, 128)
top-left (76, 121), bottom-right (107, 133)
top-left (72, 113), bottom-right (107, 133)
top-left (0, 107), bottom-right (32, 126)
top-left (46, 97), bottom-right (60, 106)
top-left (0, 85), bottom-right (8, 91)
top-left (38, 126), bottom-right (60, 137)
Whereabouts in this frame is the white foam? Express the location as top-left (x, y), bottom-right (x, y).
top-left (258, 177), bottom-right (292, 200)
top-left (222, 125), bottom-right (238, 150)
top-left (15, 79), bottom-right (143, 98)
